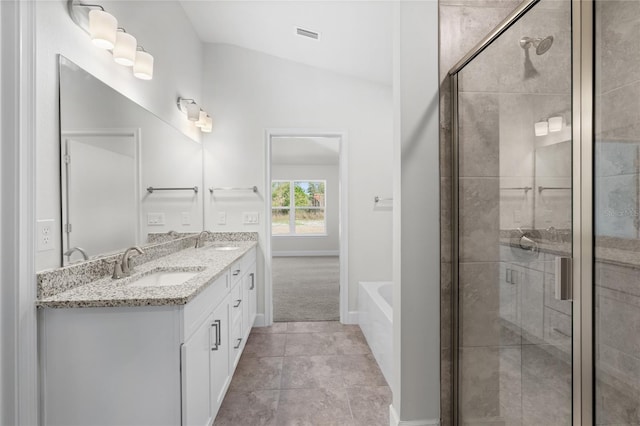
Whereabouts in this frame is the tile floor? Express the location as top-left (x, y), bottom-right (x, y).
top-left (213, 321), bottom-right (392, 426)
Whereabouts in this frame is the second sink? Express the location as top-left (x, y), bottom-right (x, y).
top-left (128, 269), bottom-right (201, 288)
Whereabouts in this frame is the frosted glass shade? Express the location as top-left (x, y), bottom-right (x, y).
top-left (89, 10), bottom-right (118, 50)
top-left (195, 110), bottom-right (207, 127)
top-left (113, 32), bottom-right (137, 67)
top-left (201, 115), bottom-right (213, 133)
top-left (534, 121), bottom-right (549, 136)
top-left (548, 116), bottom-right (563, 132)
top-left (133, 51), bottom-right (154, 80)
top-left (184, 102), bottom-right (200, 121)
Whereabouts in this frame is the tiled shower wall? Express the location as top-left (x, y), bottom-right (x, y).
top-left (439, 2), bottom-right (522, 424)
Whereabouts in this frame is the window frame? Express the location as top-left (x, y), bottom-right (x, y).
top-left (271, 179), bottom-right (327, 237)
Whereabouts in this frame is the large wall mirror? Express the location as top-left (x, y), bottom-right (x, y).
top-left (59, 56), bottom-right (204, 265)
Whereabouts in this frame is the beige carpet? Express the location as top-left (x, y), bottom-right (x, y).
top-left (272, 256), bottom-right (340, 322)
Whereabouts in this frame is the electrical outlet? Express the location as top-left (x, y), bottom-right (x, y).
top-left (243, 212), bottom-right (259, 224)
top-left (218, 212), bottom-right (227, 225)
top-left (181, 212), bottom-right (191, 226)
top-left (147, 213), bottom-right (165, 226)
top-left (37, 219), bottom-right (55, 251)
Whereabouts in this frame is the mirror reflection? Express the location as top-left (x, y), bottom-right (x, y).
top-left (59, 56), bottom-right (204, 265)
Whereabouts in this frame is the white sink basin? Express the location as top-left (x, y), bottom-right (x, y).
top-left (206, 244), bottom-right (240, 251)
top-left (128, 270), bottom-right (199, 288)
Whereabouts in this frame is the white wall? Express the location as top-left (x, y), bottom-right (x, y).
top-left (271, 164), bottom-right (339, 255)
top-left (202, 43), bottom-right (393, 317)
top-left (392, 2), bottom-right (441, 424)
top-left (35, 0), bottom-right (204, 271)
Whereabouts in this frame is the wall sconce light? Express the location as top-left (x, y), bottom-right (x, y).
top-left (69, 1), bottom-right (154, 80)
top-left (548, 116), bottom-right (563, 132)
top-left (202, 115), bottom-right (213, 133)
top-left (177, 97), bottom-right (213, 133)
top-left (113, 29), bottom-right (137, 66)
top-left (133, 47), bottom-right (154, 80)
top-left (534, 120), bottom-right (549, 137)
top-left (88, 8), bottom-right (117, 49)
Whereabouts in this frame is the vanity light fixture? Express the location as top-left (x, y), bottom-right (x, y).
top-left (195, 110), bottom-right (208, 128)
top-left (534, 120), bottom-right (549, 137)
top-left (68, 1), bottom-right (154, 80)
top-left (201, 115), bottom-right (213, 133)
top-left (548, 115), bottom-right (563, 132)
top-left (177, 97), bottom-right (203, 121)
top-left (113, 29), bottom-right (137, 67)
top-left (177, 97), bottom-right (213, 133)
top-left (88, 8), bottom-right (117, 49)
top-left (133, 47), bottom-right (154, 80)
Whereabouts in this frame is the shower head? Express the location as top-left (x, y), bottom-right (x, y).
top-left (520, 35), bottom-right (554, 55)
top-left (536, 36), bottom-right (554, 55)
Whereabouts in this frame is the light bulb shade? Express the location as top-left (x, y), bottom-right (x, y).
top-left (89, 10), bottom-right (118, 50)
top-left (534, 121), bottom-right (549, 137)
top-left (133, 50), bottom-right (154, 80)
top-left (184, 102), bottom-right (200, 121)
top-left (548, 116), bottom-right (563, 132)
top-left (202, 115), bottom-right (213, 133)
top-left (195, 110), bottom-right (207, 127)
top-left (113, 32), bottom-right (137, 66)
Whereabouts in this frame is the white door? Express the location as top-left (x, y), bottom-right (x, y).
top-left (211, 296), bottom-right (230, 417)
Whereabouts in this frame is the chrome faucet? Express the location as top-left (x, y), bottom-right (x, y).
top-left (195, 230), bottom-right (212, 248)
top-left (64, 246), bottom-right (89, 262)
top-left (121, 246), bottom-right (145, 276)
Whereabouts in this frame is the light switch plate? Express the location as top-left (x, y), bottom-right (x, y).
top-left (37, 219), bottom-right (55, 251)
top-left (243, 212), bottom-right (259, 224)
top-left (218, 212), bottom-right (227, 225)
top-left (147, 212), bottom-right (165, 226)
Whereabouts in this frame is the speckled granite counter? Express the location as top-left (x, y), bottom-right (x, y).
top-left (37, 240), bottom-right (257, 309)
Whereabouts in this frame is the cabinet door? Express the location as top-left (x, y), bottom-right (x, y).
top-left (242, 273), bottom-right (250, 336)
top-left (248, 264), bottom-right (257, 330)
top-left (181, 313), bottom-right (213, 426)
top-left (211, 296), bottom-right (230, 416)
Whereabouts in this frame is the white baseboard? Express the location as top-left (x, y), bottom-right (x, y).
top-left (253, 314), bottom-right (266, 327)
top-left (389, 405), bottom-right (440, 426)
top-left (344, 310), bottom-right (359, 325)
top-left (272, 250), bottom-right (339, 257)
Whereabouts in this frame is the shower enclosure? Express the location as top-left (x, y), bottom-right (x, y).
top-left (449, 0), bottom-right (640, 424)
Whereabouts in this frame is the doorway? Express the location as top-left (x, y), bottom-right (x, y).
top-left (265, 131), bottom-right (348, 325)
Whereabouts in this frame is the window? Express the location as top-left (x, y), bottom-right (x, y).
top-left (272, 180), bottom-right (326, 235)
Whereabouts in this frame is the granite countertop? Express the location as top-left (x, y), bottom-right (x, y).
top-left (37, 241), bottom-right (257, 309)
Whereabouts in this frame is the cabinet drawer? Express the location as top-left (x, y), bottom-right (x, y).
top-left (230, 281), bottom-right (242, 324)
top-left (183, 273), bottom-right (229, 341)
top-left (229, 260), bottom-right (243, 287)
top-left (230, 318), bottom-right (243, 371)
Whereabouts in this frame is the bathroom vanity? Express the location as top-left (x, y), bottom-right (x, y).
top-left (37, 236), bottom-right (257, 426)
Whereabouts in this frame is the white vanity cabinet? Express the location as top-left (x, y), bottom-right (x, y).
top-left (40, 247), bottom-right (258, 426)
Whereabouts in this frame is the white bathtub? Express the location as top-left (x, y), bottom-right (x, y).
top-left (358, 281), bottom-right (393, 388)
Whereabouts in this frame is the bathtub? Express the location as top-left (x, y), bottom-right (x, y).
top-left (358, 281), bottom-right (393, 388)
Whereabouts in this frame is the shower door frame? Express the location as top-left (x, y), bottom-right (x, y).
top-left (448, 0), bottom-right (594, 424)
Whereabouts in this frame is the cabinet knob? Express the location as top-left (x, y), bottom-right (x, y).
top-left (233, 269), bottom-right (241, 276)
top-left (234, 338), bottom-right (242, 349)
top-left (234, 299), bottom-right (242, 308)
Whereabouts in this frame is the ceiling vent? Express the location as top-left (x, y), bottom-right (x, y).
top-left (296, 27), bottom-right (320, 40)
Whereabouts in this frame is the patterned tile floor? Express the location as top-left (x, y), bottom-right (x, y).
top-left (214, 321), bottom-right (391, 426)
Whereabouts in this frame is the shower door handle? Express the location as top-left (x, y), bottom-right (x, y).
top-left (555, 257), bottom-right (573, 301)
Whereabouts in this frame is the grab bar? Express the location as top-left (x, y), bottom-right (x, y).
top-left (209, 186), bottom-right (258, 194)
top-left (147, 186), bottom-right (198, 194)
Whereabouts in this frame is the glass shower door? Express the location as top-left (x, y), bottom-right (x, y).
top-left (453, 0), bottom-right (573, 424)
